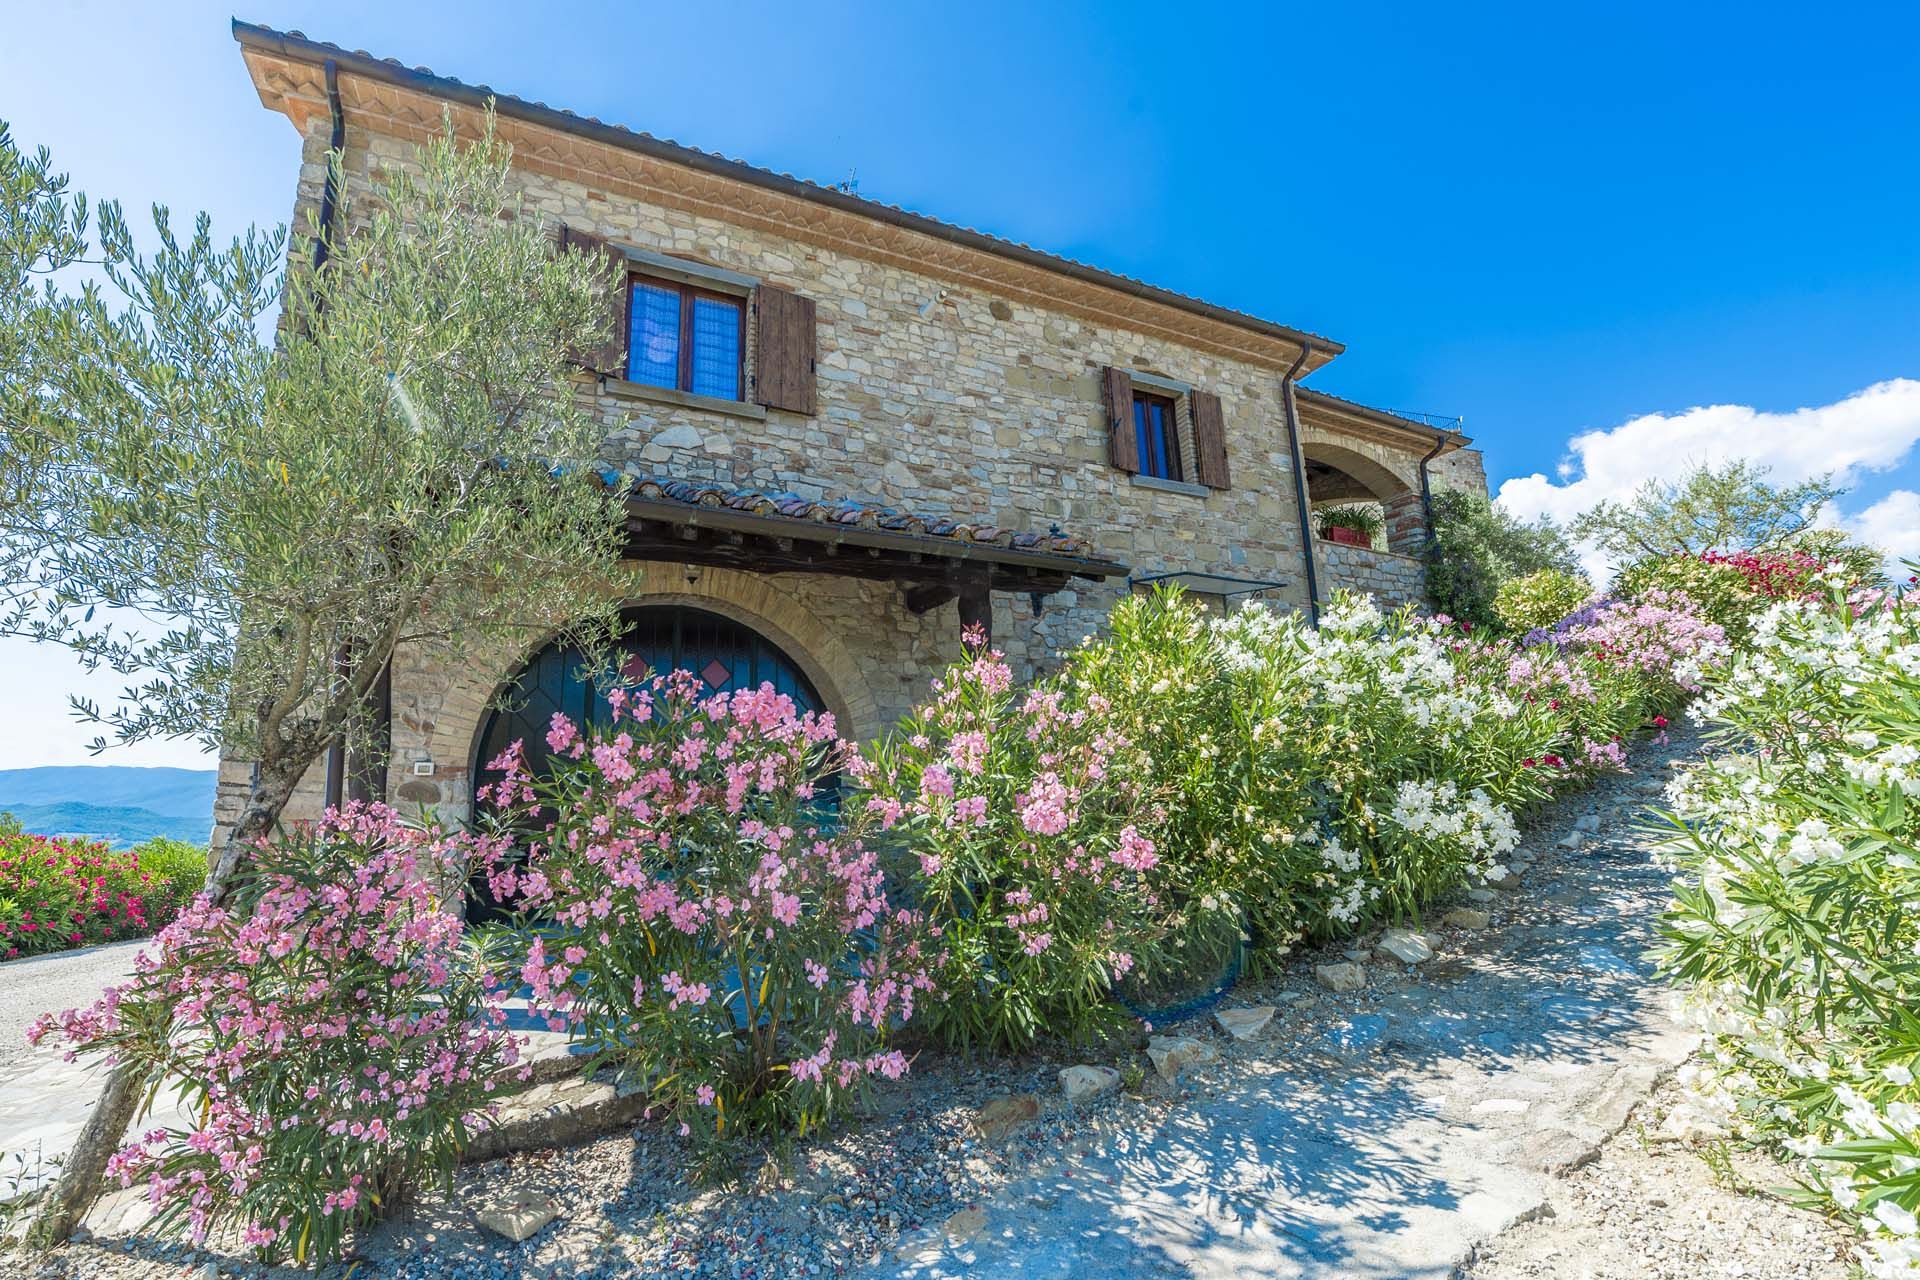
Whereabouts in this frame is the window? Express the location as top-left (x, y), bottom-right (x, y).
top-left (626, 275), bottom-right (745, 400)
top-left (1132, 391), bottom-right (1182, 482)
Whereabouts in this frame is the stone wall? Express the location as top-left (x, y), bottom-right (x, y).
top-left (1314, 539), bottom-right (1429, 609)
top-left (1430, 446), bottom-right (1489, 498)
top-left (214, 79), bottom-right (1476, 840)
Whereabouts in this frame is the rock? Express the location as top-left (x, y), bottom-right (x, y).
top-left (1573, 813), bottom-right (1601, 833)
top-left (1214, 1006), bottom-right (1276, 1040)
top-left (475, 1190), bottom-right (559, 1243)
top-left (195, 1265), bottom-right (220, 1280)
top-left (1466, 888), bottom-right (1497, 904)
top-left (1442, 907), bottom-right (1491, 930)
top-left (1483, 865), bottom-right (1522, 891)
top-left (1343, 948), bottom-right (1372, 962)
top-left (1146, 1035), bottom-right (1219, 1081)
top-left (971, 1094), bottom-right (1041, 1143)
top-left (1472, 1097), bottom-right (1532, 1115)
top-left (1377, 928), bottom-right (1435, 965)
top-left (943, 1206), bottom-right (988, 1243)
top-left (648, 424), bottom-right (704, 450)
top-left (1315, 961), bottom-right (1368, 992)
top-left (1557, 832), bottom-right (1584, 850)
top-left (1058, 1064), bottom-right (1121, 1102)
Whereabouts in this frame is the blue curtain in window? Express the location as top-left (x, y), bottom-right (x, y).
top-left (628, 282), bottom-right (681, 388)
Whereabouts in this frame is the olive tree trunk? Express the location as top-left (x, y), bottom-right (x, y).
top-left (24, 765), bottom-right (299, 1250)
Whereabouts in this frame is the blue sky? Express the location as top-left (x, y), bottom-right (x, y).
top-left (2, 0), bottom-right (1917, 766)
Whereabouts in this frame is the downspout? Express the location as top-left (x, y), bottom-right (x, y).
top-left (316, 58), bottom-right (355, 811)
top-left (1417, 434), bottom-right (1446, 543)
top-left (1278, 345), bottom-right (1321, 625)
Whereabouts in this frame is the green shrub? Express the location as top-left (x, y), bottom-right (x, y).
top-left (1494, 568), bottom-right (1592, 634)
top-left (1425, 489), bottom-right (1581, 629)
top-left (860, 587), bottom-right (1726, 1050)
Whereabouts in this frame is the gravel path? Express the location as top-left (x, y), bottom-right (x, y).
top-left (0, 942), bottom-right (141, 1070)
top-left (0, 728), bottom-right (1864, 1278)
top-left (1462, 1077), bottom-right (1854, 1279)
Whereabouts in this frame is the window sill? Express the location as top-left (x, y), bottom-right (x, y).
top-left (1129, 473), bottom-right (1212, 499)
top-left (601, 378), bottom-right (767, 421)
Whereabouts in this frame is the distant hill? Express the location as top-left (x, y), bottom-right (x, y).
top-left (0, 766), bottom-right (216, 849)
top-left (1, 802), bottom-right (208, 848)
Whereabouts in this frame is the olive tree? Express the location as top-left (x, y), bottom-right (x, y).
top-left (1571, 459), bottom-right (1841, 566)
top-left (3, 110), bottom-right (632, 1244)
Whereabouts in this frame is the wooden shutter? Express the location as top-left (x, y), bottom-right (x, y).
top-left (557, 224), bottom-right (629, 377)
top-left (1103, 366), bottom-right (1138, 472)
top-left (753, 285), bottom-right (816, 414)
top-left (1191, 390), bottom-right (1230, 489)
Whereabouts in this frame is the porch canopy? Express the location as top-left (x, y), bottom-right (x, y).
top-left (618, 476), bottom-right (1129, 636)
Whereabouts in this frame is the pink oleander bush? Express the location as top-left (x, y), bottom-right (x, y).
top-left (27, 806), bottom-right (522, 1266)
top-left (0, 826), bottom-right (205, 960)
top-left (481, 669), bottom-right (933, 1163)
top-left (859, 624), bottom-right (1168, 1051)
top-left (1558, 590), bottom-right (1729, 708)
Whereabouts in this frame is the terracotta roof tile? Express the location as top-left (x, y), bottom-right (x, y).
top-left (623, 475), bottom-right (1096, 559)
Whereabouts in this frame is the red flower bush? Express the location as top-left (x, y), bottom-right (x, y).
top-left (1699, 548), bottom-right (1826, 602)
top-left (0, 830), bottom-right (204, 960)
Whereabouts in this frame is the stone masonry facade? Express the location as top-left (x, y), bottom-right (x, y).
top-left (216, 30), bottom-right (1489, 839)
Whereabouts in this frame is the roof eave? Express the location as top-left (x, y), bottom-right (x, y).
top-left (1295, 387), bottom-right (1471, 454)
top-left (232, 20), bottom-right (1343, 368)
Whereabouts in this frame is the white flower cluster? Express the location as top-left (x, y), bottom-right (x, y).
top-left (1386, 778), bottom-right (1520, 874)
top-left (1658, 589), bottom-right (1920, 1275)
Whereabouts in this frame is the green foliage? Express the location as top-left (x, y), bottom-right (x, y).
top-left (1653, 587), bottom-right (1920, 1271)
top-left (1, 112), bottom-right (630, 864)
top-left (0, 119), bottom-right (90, 507)
top-left (1494, 568), bottom-right (1592, 634)
top-left (1572, 459), bottom-right (1841, 569)
top-left (1788, 527), bottom-right (1888, 587)
top-left (862, 587), bottom-right (1718, 1050)
top-left (0, 829), bottom-right (203, 959)
top-left (1615, 553), bottom-right (1755, 633)
top-left (1315, 505), bottom-right (1384, 539)
top-left (1424, 488), bottom-right (1581, 629)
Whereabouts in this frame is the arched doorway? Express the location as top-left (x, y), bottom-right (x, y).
top-left (471, 603), bottom-right (824, 813)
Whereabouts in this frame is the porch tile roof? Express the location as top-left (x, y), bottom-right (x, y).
top-left (621, 474), bottom-right (1122, 574)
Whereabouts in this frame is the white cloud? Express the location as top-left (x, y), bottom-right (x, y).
top-left (1843, 489), bottom-right (1920, 580)
top-left (1495, 379), bottom-right (1920, 581)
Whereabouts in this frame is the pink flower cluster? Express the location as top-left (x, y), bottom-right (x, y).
top-left (480, 668), bottom-right (934, 1146)
top-left (860, 639), bottom-right (1166, 1049)
top-left (26, 805), bottom-right (520, 1263)
top-left (1562, 591), bottom-right (1728, 691)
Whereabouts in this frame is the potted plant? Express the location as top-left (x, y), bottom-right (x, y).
top-left (1316, 505), bottom-right (1383, 549)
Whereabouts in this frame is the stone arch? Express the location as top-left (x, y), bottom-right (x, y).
top-left (1296, 437), bottom-right (1426, 557)
top-left (402, 562), bottom-right (881, 828)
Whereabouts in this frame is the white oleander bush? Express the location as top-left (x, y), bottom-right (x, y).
top-left (1656, 578), bottom-right (1920, 1278)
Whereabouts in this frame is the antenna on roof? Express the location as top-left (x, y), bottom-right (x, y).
top-left (833, 167), bottom-right (859, 195)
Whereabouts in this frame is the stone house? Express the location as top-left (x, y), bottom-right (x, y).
top-left (217, 22), bottom-right (1489, 839)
